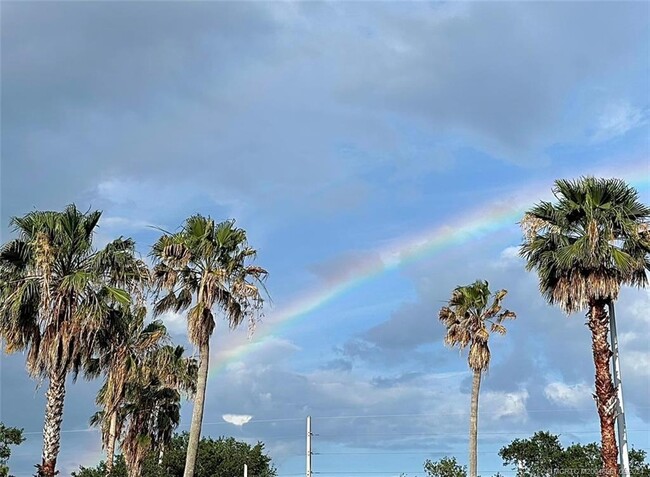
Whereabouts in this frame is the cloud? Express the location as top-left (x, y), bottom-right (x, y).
top-left (623, 351), bottom-right (650, 379)
top-left (331, 2), bottom-right (649, 163)
top-left (2, 3), bottom-right (649, 475)
top-left (308, 251), bottom-right (385, 286)
top-left (493, 245), bottom-right (524, 269)
top-left (4, 1), bottom-right (648, 226)
top-left (591, 101), bottom-right (647, 142)
top-left (361, 299), bottom-right (443, 350)
top-left (320, 358), bottom-right (353, 372)
top-left (334, 239), bottom-right (650, 432)
top-left (222, 414), bottom-right (253, 426)
top-left (620, 289), bottom-right (650, 329)
top-left (482, 389), bottom-right (529, 422)
top-left (2, 1), bottom-right (278, 129)
top-left (544, 382), bottom-right (593, 408)
top-left (345, 240), bottom-right (528, 358)
top-left (157, 310), bottom-right (188, 337)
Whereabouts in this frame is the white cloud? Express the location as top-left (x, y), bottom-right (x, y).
top-left (493, 245), bottom-right (523, 269)
top-left (591, 101), bottom-right (647, 142)
top-left (101, 215), bottom-right (159, 233)
top-left (622, 351), bottom-right (650, 379)
top-left (622, 290), bottom-right (650, 327)
top-left (544, 381), bottom-right (593, 408)
top-left (222, 414), bottom-right (253, 426)
top-left (213, 336), bottom-right (301, 374)
top-left (482, 389), bottom-right (529, 422)
top-left (500, 246), bottom-right (521, 261)
top-left (157, 310), bottom-right (188, 337)
top-left (617, 331), bottom-right (638, 347)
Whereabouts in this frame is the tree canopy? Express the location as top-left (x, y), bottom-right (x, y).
top-left (0, 423), bottom-right (24, 477)
top-left (410, 432), bottom-right (649, 477)
top-left (499, 431), bottom-right (650, 477)
top-left (424, 456), bottom-right (467, 477)
top-left (73, 433), bottom-right (277, 477)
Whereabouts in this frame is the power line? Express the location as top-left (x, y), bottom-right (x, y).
top-left (311, 472), bottom-right (519, 475)
top-left (17, 405), bottom-right (650, 435)
top-left (314, 447), bottom-right (650, 456)
top-left (18, 427), bottom-right (650, 439)
top-left (315, 429), bottom-right (650, 438)
top-left (22, 428), bottom-right (98, 436)
top-left (203, 417), bottom-right (305, 425)
top-left (200, 406), bottom-right (650, 426)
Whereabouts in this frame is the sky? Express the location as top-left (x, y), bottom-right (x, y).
top-left (1, 1), bottom-right (649, 476)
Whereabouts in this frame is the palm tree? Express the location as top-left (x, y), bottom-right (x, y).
top-left (150, 344), bottom-right (198, 465)
top-left (438, 280), bottom-right (516, 477)
top-left (520, 177), bottom-right (650, 477)
top-left (88, 305), bottom-right (167, 475)
top-left (151, 216), bottom-right (267, 477)
top-left (119, 345), bottom-right (196, 477)
top-left (0, 205), bottom-right (148, 477)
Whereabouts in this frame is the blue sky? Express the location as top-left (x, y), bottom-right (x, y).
top-left (1, 1), bottom-right (649, 476)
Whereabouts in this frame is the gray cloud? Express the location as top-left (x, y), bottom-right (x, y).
top-left (6, 2), bottom-right (646, 225)
top-left (335, 242), bottom-right (650, 433)
top-left (320, 358), bottom-right (353, 372)
top-left (371, 371), bottom-right (425, 389)
top-left (1, 3), bottom-right (648, 474)
top-left (2, 2), bottom-right (276, 128)
top-left (332, 2), bottom-right (649, 162)
top-left (1, 2), bottom-right (284, 223)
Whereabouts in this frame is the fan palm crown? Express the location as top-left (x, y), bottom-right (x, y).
top-left (150, 215), bottom-right (266, 477)
top-left (439, 280), bottom-right (515, 372)
top-left (0, 205), bottom-right (148, 476)
top-left (520, 177), bottom-right (649, 313)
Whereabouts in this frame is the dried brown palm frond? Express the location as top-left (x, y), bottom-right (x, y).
top-left (468, 342), bottom-right (491, 373)
top-left (437, 280), bottom-right (516, 373)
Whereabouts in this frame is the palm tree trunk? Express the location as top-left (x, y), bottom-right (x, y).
top-left (469, 369), bottom-right (481, 477)
top-left (105, 411), bottom-right (118, 476)
top-left (588, 300), bottom-right (618, 477)
top-left (127, 458), bottom-right (141, 477)
top-left (183, 339), bottom-right (210, 477)
top-left (39, 371), bottom-right (66, 477)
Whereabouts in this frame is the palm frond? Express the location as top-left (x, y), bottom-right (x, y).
top-left (520, 177), bottom-right (649, 313)
top-left (437, 280), bottom-right (516, 373)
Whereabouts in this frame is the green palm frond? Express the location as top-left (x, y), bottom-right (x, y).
top-left (0, 203), bottom-right (149, 399)
top-left (117, 344), bottom-right (194, 475)
top-left (150, 214), bottom-right (268, 347)
top-left (520, 177), bottom-right (649, 313)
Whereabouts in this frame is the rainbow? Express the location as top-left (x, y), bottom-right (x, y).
top-left (210, 162), bottom-right (650, 376)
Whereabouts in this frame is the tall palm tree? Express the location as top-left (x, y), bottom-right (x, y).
top-left (520, 177), bottom-right (650, 477)
top-left (151, 216), bottom-right (267, 477)
top-left (88, 305), bottom-right (167, 475)
top-left (438, 280), bottom-right (516, 477)
top-left (119, 344), bottom-right (196, 477)
top-left (0, 205), bottom-right (148, 477)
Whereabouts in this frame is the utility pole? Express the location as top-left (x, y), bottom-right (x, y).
top-left (306, 416), bottom-right (312, 477)
top-left (609, 300), bottom-right (630, 477)
top-left (244, 464), bottom-right (248, 477)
